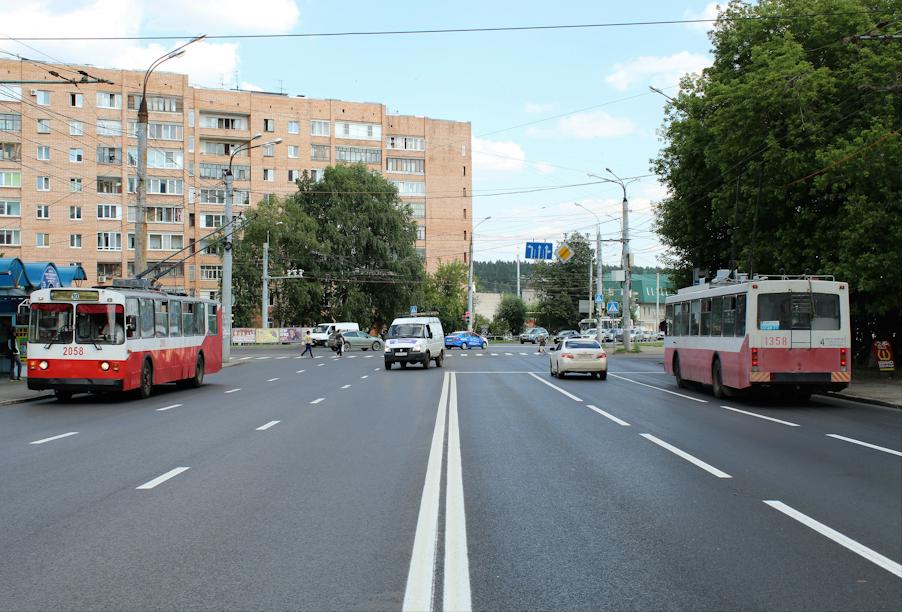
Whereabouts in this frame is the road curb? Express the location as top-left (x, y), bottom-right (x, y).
top-left (818, 391), bottom-right (901, 410)
top-left (0, 393), bottom-right (54, 407)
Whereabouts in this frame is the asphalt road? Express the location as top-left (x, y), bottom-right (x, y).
top-left (0, 344), bottom-right (899, 611)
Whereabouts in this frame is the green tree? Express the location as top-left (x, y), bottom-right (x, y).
top-left (421, 261), bottom-right (468, 332)
top-left (530, 233), bottom-right (594, 330)
top-left (495, 294), bottom-right (527, 335)
top-left (652, 0), bottom-right (900, 350)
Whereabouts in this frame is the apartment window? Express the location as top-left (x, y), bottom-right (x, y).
top-left (69, 120), bottom-right (84, 135)
top-left (199, 188), bottom-right (225, 204)
top-left (0, 113), bottom-right (21, 132)
top-left (37, 119), bottom-right (51, 134)
top-left (70, 178), bottom-right (83, 192)
top-left (416, 247), bottom-right (426, 259)
top-left (409, 201), bottom-right (426, 218)
top-left (287, 169), bottom-right (300, 182)
top-left (0, 87), bottom-right (21, 102)
top-left (96, 92), bottom-right (122, 109)
top-left (97, 204), bottom-right (122, 220)
top-left (36, 176), bottom-right (50, 191)
top-left (188, 110), bottom-right (195, 127)
top-left (97, 119), bottom-right (121, 136)
top-left (287, 120), bottom-right (299, 134)
top-left (36, 205), bottom-right (50, 219)
top-left (336, 146), bottom-right (381, 164)
top-left (127, 176), bottom-right (183, 195)
top-left (0, 200), bottom-right (21, 216)
top-left (96, 146), bottom-right (121, 165)
top-left (97, 263), bottom-right (121, 279)
top-left (310, 120), bottom-right (330, 137)
top-left (387, 135), bottom-right (425, 151)
top-left (69, 93), bottom-right (83, 108)
top-left (129, 148), bottom-right (183, 169)
top-left (128, 94), bottom-right (182, 113)
top-left (36, 232), bottom-right (50, 248)
top-left (391, 180), bottom-right (425, 196)
top-left (0, 229), bottom-right (21, 245)
top-left (200, 214), bottom-right (227, 228)
top-left (69, 148), bottom-right (84, 163)
top-left (336, 122), bottom-right (381, 140)
top-left (148, 233), bottom-right (184, 251)
top-left (70, 234), bottom-right (82, 248)
top-left (386, 157), bottom-right (425, 174)
top-left (37, 145), bottom-right (51, 161)
top-left (200, 265), bottom-right (223, 280)
top-left (263, 118), bottom-right (274, 132)
top-left (416, 225), bottom-right (425, 241)
top-left (200, 163), bottom-right (249, 181)
top-left (34, 90), bottom-right (51, 105)
top-left (69, 205), bottom-right (82, 220)
top-left (0, 171), bottom-right (22, 187)
top-left (96, 176), bottom-right (122, 194)
top-left (263, 168), bottom-right (275, 181)
top-left (200, 140), bottom-right (246, 156)
top-left (97, 232), bottom-right (122, 251)
top-left (129, 121), bottom-right (183, 140)
top-left (200, 114), bottom-right (248, 130)
top-left (263, 144), bottom-right (274, 157)
top-left (308, 168), bottom-right (324, 182)
top-left (188, 136), bottom-right (194, 153)
top-left (287, 145), bottom-right (299, 158)
top-left (128, 206), bottom-right (183, 224)
top-left (0, 143), bottom-right (20, 161)
top-left (310, 144), bottom-right (330, 161)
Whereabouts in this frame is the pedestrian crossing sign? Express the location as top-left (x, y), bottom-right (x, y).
top-left (607, 302), bottom-right (620, 315)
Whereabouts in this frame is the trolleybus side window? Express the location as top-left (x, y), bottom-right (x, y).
top-left (700, 298), bottom-right (711, 336)
top-left (722, 296), bottom-right (736, 336)
top-left (736, 294), bottom-right (746, 336)
top-left (206, 303), bottom-right (217, 335)
top-left (75, 303), bottom-right (125, 344)
top-left (140, 298), bottom-right (155, 338)
top-left (29, 303), bottom-right (73, 343)
top-left (169, 301), bottom-right (181, 337)
top-left (195, 303), bottom-right (206, 335)
top-left (711, 296), bottom-right (723, 336)
top-left (154, 300), bottom-right (168, 337)
top-left (665, 304), bottom-right (674, 336)
top-left (125, 298), bottom-right (140, 339)
top-left (689, 300), bottom-right (700, 336)
top-left (182, 302), bottom-right (195, 335)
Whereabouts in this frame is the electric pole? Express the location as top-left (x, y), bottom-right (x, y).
top-left (261, 238), bottom-right (270, 329)
top-left (467, 217), bottom-right (491, 331)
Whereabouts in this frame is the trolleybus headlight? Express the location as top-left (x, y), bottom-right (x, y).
top-left (100, 361), bottom-right (110, 371)
top-left (39, 360), bottom-right (49, 370)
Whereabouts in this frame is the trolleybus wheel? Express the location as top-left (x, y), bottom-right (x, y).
top-left (138, 360), bottom-right (154, 399)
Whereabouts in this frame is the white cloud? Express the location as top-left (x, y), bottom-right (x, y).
top-left (472, 137), bottom-right (526, 173)
top-left (684, 2), bottom-right (721, 32)
top-left (0, 0), bottom-right (300, 89)
top-left (523, 102), bottom-right (554, 114)
top-left (555, 110), bottom-right (636, 139)
top-left (534, 161), bottom-right (554, 175)
top-left (239, 81), bottom-right (265, 92)
top-left (605, 51), bottom-right (711, 91)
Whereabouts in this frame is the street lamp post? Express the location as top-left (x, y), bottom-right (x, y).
top-left (135, 35), bottom-right (204, 277)
top-left (221, 135), bottom-right (280, 361)
top-left (576, 203), bottom-right (604, 345)
top-left (261, 222), bottom-right (284, 330)
top-left (467, 216), bottom-right (491, 331)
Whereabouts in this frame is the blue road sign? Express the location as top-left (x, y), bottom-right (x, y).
top-left (525, 241), bottom-right (553, 260)
top-left (595, 293), bottom-right (603, 303)
top-left (410, 305), bottom-right (417, 314)
top-left (607, 302), bottom-right (620, 315)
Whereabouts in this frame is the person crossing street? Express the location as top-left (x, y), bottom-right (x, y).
top-left (301, 330), bottom-right (314, 358)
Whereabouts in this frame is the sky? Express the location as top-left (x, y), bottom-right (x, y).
top-left (1, 0), bottom-right (721, 266)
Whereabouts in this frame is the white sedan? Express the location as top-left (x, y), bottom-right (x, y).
top-left (549, 338), bottom-right (608, 380)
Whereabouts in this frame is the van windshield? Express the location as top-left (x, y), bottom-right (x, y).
top-left (388, 323), bottom-right (425, 339)
top-left (313, 324), bottom-right (332, 334)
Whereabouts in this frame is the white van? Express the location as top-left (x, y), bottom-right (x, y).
top-left (383, 316), bottom-right (445, 370)
top-left (311, 322), bottom-right (360, 346)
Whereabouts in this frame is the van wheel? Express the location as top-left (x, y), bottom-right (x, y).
top-left (712, 358), bottom-right (726, 398)
top-left (674, 354), bottom-right (687, 389)
top-left (138, 360), bottom-right (154, 399)
top-left (384, 361), bottom-right (392, 370)
top-left (400, 362), bottom-right (407, 369)
top-left (188, 354), bottom-right (204, 388)
top-left (423, 352), bottom-right (430, 369)
top-left (435, 351), bottom-right (444, 368)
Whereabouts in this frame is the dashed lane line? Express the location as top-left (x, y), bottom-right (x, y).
top-left (721, 405), bottom-right (800, 427)
top-left (136, 467), bottom-right (189, 490)
top-left (586, 404), bottom-right (630, 426)
top-left (640, 433), bottom-right (732, 478)
top-left (360, 375), bottom-right (369, 379)
top-left (527, 372), bottom-right (582, 402)
top-left (296, 369), bottom-right (306, 374)
top-left (267, 377), bottom-right (280, 382)
top-left (255, 356), bottom-right (271, 360)
top-left (609, 373), bottom-right (708, 403)
top-left (276, 356), bottom-right (290, 360)
top-left (310, 398), bottom-right (325, 404)
top-left (239, 356), bottom-right (252, 361)
top-left (155, 403), bottom-right (183, 412)
top-left (826, 434), bottom-right (902, 457)
top-left (224, 388), bottom-right (241, 394)
top-left (341, 384), bottom-right (351, 389)
top-left (256, 420), bottom-right (280, 431)
top-left (30, 432), bottom-right (78, 445)
top-left (317, 363), bottom-right (325, 367)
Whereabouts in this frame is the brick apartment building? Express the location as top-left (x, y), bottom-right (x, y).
top-left (0, 60), bottom-right (472, 299)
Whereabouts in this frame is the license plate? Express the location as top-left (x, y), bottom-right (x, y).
top-left (396, 351), bottom-right (408, 356)
top-left (577, 354), bottom-right (593, 360)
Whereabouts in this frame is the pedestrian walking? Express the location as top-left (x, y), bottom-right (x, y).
top-left (335, 331), bottom-right (345, 357)
top-left (5, 326), bottom-right (22, 380)
top-left (301, 330), bottom-right (314, 358)
top-left (538, 333), bottom-right (547, 354)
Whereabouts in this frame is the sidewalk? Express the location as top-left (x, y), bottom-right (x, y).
top-left (0, 379), bottom-right (52, 406)
top-left (823, 374), bottom-right (901, 408)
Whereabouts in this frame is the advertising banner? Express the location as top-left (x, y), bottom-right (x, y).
top-left (872, 340), bottom-right (896, 372)
top-left (232, 328), bottom-right (256, 344)
top-left (256, 328), bottom-right (279, 344)
top-left (279, 327), bottom-right (303, 343)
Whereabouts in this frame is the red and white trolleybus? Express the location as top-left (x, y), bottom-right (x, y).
top-left (664, 273), bottom-right (851, 400)
top-left (26, 285), bottom-right (222, 400)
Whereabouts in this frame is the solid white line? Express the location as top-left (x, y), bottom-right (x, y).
top-left (527, 372), bottom-right (582, 402)
top-left (310, 398), bottom-right (324, 404)
top-left (640, 433), bottom-right (732, 478)
top-left (341, 384), bottom-right (351, 389)
top-left (444, 372), bottom-right (472, 611)
top-left (155, 403), bottom-right (183, 412)
top-left (29, 431), bottom-right (78, 445)
top-left (296, 369), bottom-right (305, 374)
top-left (276, 356), bottom-right (289, 360)
top-left (256, 356), bottom-right (271, 360)
top-left (721, 405), bottom-right (800, 427)
top-left (403, 371), bottom-right (450, 612)
top-left (239, 356), bottom-right (251, 360)
top-left (612, 371), bottom-right (668, 374)
top-left (136, 467), bottom-right (189, 490)
top-left (586, 404), bottom-right (630, 426)
top-left (360, 375), bottom-right (369, 379)
top-left (609, 373), bottom-right (708, 403)
top-left (256, 420), bottom-right (280, 431)
top-left (267, 377), bottom-right (280, 382)
top-left (224, 388), bottom-right (241, 394)
top-left (826, 434), bottom-right (902, 457)
top-left (764, 500), bottom-right (902, 578)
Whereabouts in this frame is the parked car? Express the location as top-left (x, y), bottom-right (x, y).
top-left (327, 330), bottom-right (384, 352)
top-left (311, 322), bottom-right (360, 346)
top-left (444, 330), bottom-right (488, 350)
top-left (519, 327), bottom-right (549, 344)
top-left (548, 338), bottom-right (608, 379)
top-left (553, 329), bottom-right (580, 343)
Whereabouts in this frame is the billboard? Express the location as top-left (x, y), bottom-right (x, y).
top-left (232, 328), bottom-right (256, 344)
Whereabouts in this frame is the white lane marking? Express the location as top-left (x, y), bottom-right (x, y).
top-left (239, 356), bottom-right (252, 361)
top-left (519, 352), bottom-right (527, 355)
top-left (314, 356), bottom-right (324, 359)
top-left (460, 353), bottom-right (468, 357)
top-left (256, 420), bottom-right (280, 431)
top-left (276, 356), bottom-right (289, 360)
top-left (224, 388), bottom-right (241, 394)
top-left (586, 404), bottom-right (630, 426)
top-left (29, 431), bottom-right (78, 445)
top-left (476, 353), bottom-right (484, 357)
top-left (296, 369), bottom-right (306, 374)
top-left (364, 355), bottom-right (374, 358)
top-left (454, 371), bottom-right (545, 374)
top-left (444, 372), bottom-right (472, 611)
top-left (374, 368), bottom-right (381, 371)
top-left (609, 373), bottom-right (708, 403)
top-left (360, 375), bottom-right (369, 379)
top-left (527, 372), bottom-right (582, 402)
top-left (267, 377), bottom-right (280, 382)
top-left (155, 403), bottom-right (183, 412)
top-left (317, 363), bottom-right (325, 367)
top-left (136, 467), bottom-right (189, 490)
top-left (341, 384), bottom-right (351, 389)
top-left (348, 355), bottom-right (357, 359)
top-left (764, 500), bottom-right (902, 578)
top-left (403, 371), bottom-right (450, 612)
top-left (640, 433), bottom-right (732, 478)
top-left (504, 352), bottom-right (513, 356)
top-left (613, 371), bottom-right (667, 374)
top-left (826, 434), bottom-right (902, 457)
top-left (721, 405), bottom-right (800, 427)
top-left (256, 356), bottom-right (271, 360)
top-left (294, 356), bottom-right (303, 359)
top-left (310, 398), bottom-right (325, 404)
top-left (490, 353), bottom-right (499, 356)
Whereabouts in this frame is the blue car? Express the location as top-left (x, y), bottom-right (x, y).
top-left (444, 331), bottom-right (487, 350)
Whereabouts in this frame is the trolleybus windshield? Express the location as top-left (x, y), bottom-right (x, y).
top-left (29, 303), bottom-right (74, 344)
top-left (75, 304), bottom-right (125, 345)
